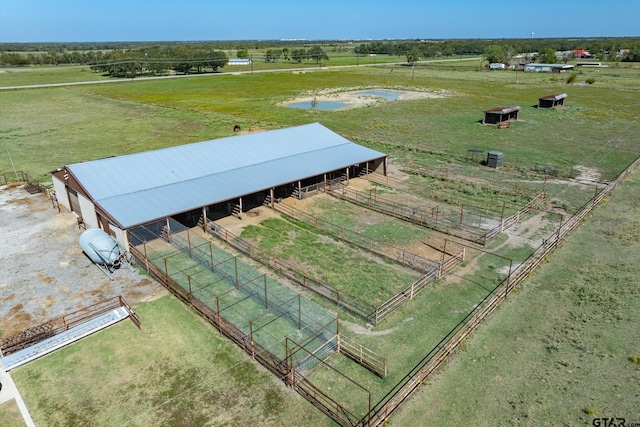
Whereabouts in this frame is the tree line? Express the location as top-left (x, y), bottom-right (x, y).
top-left (1, 38), bottom-right (639, 71)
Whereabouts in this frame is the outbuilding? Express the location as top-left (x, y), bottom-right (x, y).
top-left (482, 106), bottom-right (520, 125)
top-left (538, 93), bottom-right (567, 108)
top-left (524, 63), bottom-right (574, 73)
top-left (51, 123), bottom-right (387, 248)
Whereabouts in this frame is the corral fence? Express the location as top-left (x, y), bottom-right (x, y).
top-left (0, 170), bottom-right (59, 210)
top-left (129, 223), bottom-right (387, 426)
top-left (364, 171), bottom-right (546, 245)
top-left (0, 295), bottom-right (139, 356)
top-left (206, 222), bottom-right (378, 324)
top-left (484, 191), bottom-right (547, 240)
top-left (272, 201), bottom-right (445, 274)
top-left (328, 181), bottom-right (488, 245)
top-left (357, 154), bottom-right (640, 427)
top-left (208, 220), bottom-right (465, 326)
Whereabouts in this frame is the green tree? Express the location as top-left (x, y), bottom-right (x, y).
top-left (264, 49), bottom-right (281, 63)
top-left (406, 47), bottom-right (421, 66)
top-left (307, 46), bottom-right (329, 65)
top-left (237, 49), bottom-right (249, 59)
top-left (290, 48), bottom-right (306, 63)
top-left (483, 44), bottom-right (506, 64)
top-left (538, 48), bottom-right (557, 64)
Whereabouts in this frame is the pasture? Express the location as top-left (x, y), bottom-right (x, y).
top-left (1, 59), bottom-right (639, 425)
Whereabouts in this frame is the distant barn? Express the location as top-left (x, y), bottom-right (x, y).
top-left (538, 93), bottom-right (567, 108)
top-left (524, 63), bottom-right (574, 73)
top-left (482, 106), bottom-right (520, 125)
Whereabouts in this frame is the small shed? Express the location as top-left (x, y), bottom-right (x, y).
top-left (483, 106), bottom-right (520, 125)
top-left (538, 93), bottom-right (567, 108)
top-left (486, 151), bottom-right (504, 169)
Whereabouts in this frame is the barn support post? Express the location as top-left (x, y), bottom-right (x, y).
top-left (165, 217), bottom-right (171, 242)
top-left (345, 167), bottom-right (350, 184)
top-left (186, 228), bottom-right (192, 257)
top-left (383, 157), bottom-right (388, 176)
top-left (323, 174), bottom-right (327, 192)
top-left (298, 180), bottom-right (301, 198)
top-left (202, 207), bottom-right (208, 233)
top-left (365, 162), bottom-right (369, 179)
top-left (270, 188), bottom-right (275, 208)
top-left (143, 242), bottom-right (149, 271)
top-left (238, 197), bottom-right (243, 219)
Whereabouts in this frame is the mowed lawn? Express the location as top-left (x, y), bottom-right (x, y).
top-left (390, 168), bottom-right (640, 426)
top-left (9, 295), bottom-right (331, 427)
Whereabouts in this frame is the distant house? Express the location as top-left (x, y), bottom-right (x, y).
top-left (617, 48), bottom-right (630, 57)
top-left (483, 106), bottom-right (520, 125)
top-left (538, 93), bottom-right (567, 108)
top-left (508, 59), bottom-right (533, 70)
top-left (524, 63), bottom-right (574, 73)
top-left (228, 58), bottom-right (252, 65)
top-left (574, 49), bottom-right (594, 58)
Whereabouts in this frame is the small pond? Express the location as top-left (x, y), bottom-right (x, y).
top-left (286, 101), bottom-right (350, 110)
top-left (356, 89), bottom-right (401, 100)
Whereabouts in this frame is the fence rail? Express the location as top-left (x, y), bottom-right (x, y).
top-left (272, 201), bottom-right (442, 274)
top-left (338, 334), bottom-right (388, 379)
top-left (0, 295), bottom-right (138, 356)
top-left (328, 183), bottom-right (489, 245)
top-left (207, 223), bottom-right (378, 323)
top-left (359, 154), bottom-right (640, 426)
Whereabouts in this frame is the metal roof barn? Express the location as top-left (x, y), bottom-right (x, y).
top-left (55, 123), bottom-right (386, 232)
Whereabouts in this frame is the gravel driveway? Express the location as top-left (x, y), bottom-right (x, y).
top-left (0, 183), bottom-right (167, 338)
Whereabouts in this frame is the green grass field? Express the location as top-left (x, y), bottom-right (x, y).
top-left (2, 60), bottom-right (639, 426)
top-left (390, 167), bottom-right (640, 426)
top-left (10, 295), bottom-right (332, 427)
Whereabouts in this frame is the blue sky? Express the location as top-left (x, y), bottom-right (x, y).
top-left (1, 0), bottom-right (638, 42)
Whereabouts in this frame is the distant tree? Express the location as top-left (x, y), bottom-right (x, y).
top-left (237, 49), bottom-right (249, 59)
top-left (406, 47), bottom-right (421, 66)
top-left (205, 50), bottom-right (228, 72)
top-left (539, 48), bottom-right (557, 64)
top-left (483, 44), bottom-right (506, 64)
top-left (290, 48), bottom-right (306, 63)
top-left (264, 49), bottom-right (282, 63)
top-left (307, 46), bottom-right (329, 65)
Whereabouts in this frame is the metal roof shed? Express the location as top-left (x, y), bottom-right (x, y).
top-left (538, 93), bottom-right (567, 108)
top-left (483, 106), bottom-right (520, 125)
top-left (52, 123), bottom-right (387, 243)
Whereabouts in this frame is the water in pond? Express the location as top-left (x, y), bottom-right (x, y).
top-left (357, 90), bottom-right (400, 100)
top-left (286, 101), bottom-right (350, 110)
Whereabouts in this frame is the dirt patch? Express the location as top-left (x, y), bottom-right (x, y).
top-left (572, 165), bottom-right (602, 184)
top-left (277, 86), bottom-right (451, 110)
top-left (0, 184), bottom-right (167, 338)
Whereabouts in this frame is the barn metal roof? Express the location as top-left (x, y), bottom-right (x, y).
top-left (484, 106), bottom-right (521, 114)
top-left (539, 93), bottom-right (567, 101)
top-left (67, 123), bottom-right (386, 229)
